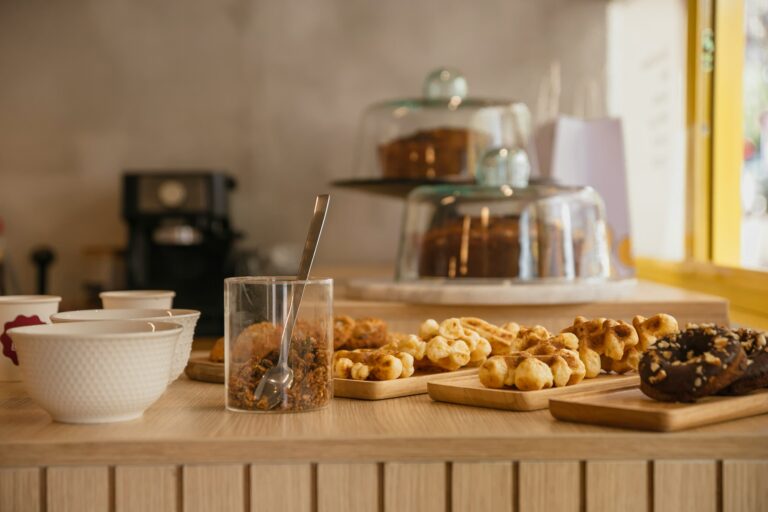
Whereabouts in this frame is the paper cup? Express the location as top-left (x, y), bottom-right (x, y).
top-left (0, 295), bottom-right (62, 381)
top-left (100, 290), bottom-right (175, 310)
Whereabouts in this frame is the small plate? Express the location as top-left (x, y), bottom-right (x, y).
top-left (428, 373), bottom-right (639, 411)
top-left (334, 367), bottom-right (479, 400)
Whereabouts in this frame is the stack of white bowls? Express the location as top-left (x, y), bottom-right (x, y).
top-left (6, 289), bottom-right (201, 424)
top-left (51, 309), bottom-right (200, 382)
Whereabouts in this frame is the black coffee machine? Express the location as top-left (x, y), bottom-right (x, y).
top-left (122, 171), bottom-right (239, 335)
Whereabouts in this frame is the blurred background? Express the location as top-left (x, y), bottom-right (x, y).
top-left (8, 0), bottom-right (765, 322)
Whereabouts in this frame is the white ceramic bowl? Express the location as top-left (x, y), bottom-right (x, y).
top-left (100, 290), bottom-right (175, 310)
top-left (8, 320), bottom-right (182, 424)
top-left (51, 309), bottom-right (200, 382)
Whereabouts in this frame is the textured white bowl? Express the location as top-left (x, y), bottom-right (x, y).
top-left (51, 309), bottom-right (200, 382)
top-left (8, 320), bottom-right (182, 424)
top-left (100, 290), bottom-right (175, 310)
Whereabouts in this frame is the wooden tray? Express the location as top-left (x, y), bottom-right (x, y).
top-left (184, 351), bottom-right (224, 383)
top-left (185, 350), bottom-right (478, 400)
top-left (549, 387), bottom-right (768, 431)
top-left (334, 368), bottom-right (479, 400)
top-left (427, 373), bottom-right (639, 411)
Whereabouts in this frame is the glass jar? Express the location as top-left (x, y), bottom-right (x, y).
top-left (353, 68), bottom-right (531, 181)
top-left (396, 149), bottom-right (611, 281)
top-left (225, 277), bottom-right (333, 413)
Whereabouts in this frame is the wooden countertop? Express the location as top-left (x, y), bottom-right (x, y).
top-left (1, 377), bottom-right (766, 466)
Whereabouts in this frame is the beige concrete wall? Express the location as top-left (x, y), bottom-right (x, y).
top-left (0, 0), bottom-right (608, 302)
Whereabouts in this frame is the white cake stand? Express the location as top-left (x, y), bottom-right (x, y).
top-left (345, 278), bottom-right (638, 305)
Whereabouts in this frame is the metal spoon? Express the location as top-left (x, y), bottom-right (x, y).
top-left (253, 194), bottom-right (330, 410)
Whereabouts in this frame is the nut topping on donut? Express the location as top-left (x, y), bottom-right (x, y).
top-left (704, 352), bottom-right (721, 366)
top-left (714, 337), bottom-right (729, 351)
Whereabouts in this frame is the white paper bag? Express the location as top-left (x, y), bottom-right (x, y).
top-left (534, 117), bottom-right (635, 278)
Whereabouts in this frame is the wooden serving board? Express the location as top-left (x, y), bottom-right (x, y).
top-left (427, 373), bottom-right (639, 411)
top-left (549, 387), bottom-right (768, 431)
top-left (334, 368), bottom-right (479, 400)
top-left (184, 350), bottom-right (478, 400)
top-left (184, 351), bottom-right (224, 384)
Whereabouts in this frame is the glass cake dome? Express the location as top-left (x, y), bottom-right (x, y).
top-left (353, 68), bottom-right (531, 182)
top-left (395, 148), bottom-right (611, 281)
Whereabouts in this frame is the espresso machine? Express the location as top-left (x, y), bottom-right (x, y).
top-left (122, 171), bottom-right (240, 335)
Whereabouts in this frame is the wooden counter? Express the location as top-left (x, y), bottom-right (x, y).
top-left (1, 378), bottom-right (766, 512)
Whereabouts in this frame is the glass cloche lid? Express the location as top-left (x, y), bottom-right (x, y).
top-left (352, 68), bottom-right (531, 183)
top-left (395, 147), bottom-right (611, 282)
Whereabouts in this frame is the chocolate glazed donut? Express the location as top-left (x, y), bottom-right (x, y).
top-left (719, 328), bottom-right (768, 395)
top-left (639, 325), bottom-right (747, 402)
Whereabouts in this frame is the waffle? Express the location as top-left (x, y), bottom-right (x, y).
top-left (479, 350), bottom-right (585, 391)
top-left (385, 318), bottom-right (491, 371)
top-left (562, 314), bottom-right (679, 377)
top-left (633, 314), bottom-right (679, 351)
top-left (333, 348), bottom-right (415, 381)
top-left (461, 318), bottom-right (550, 355)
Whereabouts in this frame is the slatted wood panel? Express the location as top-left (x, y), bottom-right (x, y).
top-left (251, 463), bottom-right (312, 512)
top-left (586, 461), bottom-right (648, 512)
top-left (518, 461), bottom-right (581, 512)
top-left (384, 462), bottom-right (446, 512)
top-left (0, 467), bottom-right (40, 512)
top-left (47, 466), bottom-right (110, 512)
top-left (654, 460), bottom-right (717, 512)
top-left (115, 465), bottom-right (178, 512)
top-left (451, 462), bottom-right (514, 512)
top-left (723, 460), bottom-right (768, 512)
top-left (183, 464), bottom-right (244, 512)
top-left (2, 458), bottom-right (768, 510)
top-left (317, 462), bottom-right (379, 512)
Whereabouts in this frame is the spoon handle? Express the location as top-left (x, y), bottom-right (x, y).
top-left (297, 194), bottom-right (330, 281)
top-left (278, 195), bottom-right (330, 364)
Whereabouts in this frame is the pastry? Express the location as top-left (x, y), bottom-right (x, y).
top-left (633, 314), bottom-right (680, 351)
top-left (384, 333), bottom-right (428, 361)
top-left (333, 316), bottom-right (388, 350)
top-left (377, 127), bottom-right (473, 179)
top-left (423, 336), bottom-right (471, 371)
top-left (479, 351), bottom-right (584, 391)
top-left (639, 324), bottom-right (747, 402)
top-left (231, 322), bottom-right (282, 363)
top-left (384, 318), bottom-right (491, 371)
top-left (418, 217), bottom-right (522, 278)
top-left (333, 315), bottom-right (355, 348)
top-left (523, 335), bottom-right (586, 385)
top-left (229, 320), bottom-right (326, 364)
top-left (351, 317), bottom-right (388, 348)
top-left (333, 348), bottom-right (415, 381)
top-left (719, 328), bottom-right (768, 395)
top-left (459, 317), bottom-right (522, 355)
top-left (209, 337), bottom-right (224, 363)
top-left (562, 314), bottom-right (678, 377)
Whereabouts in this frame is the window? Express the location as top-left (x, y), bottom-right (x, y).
top-left (741, 0), bottom-right (768, 268)
top-left (631, 0), bottom-right (768, 329)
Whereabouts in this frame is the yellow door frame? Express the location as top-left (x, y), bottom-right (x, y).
top-left (711, 0), bottom-right (743, 265)
top-left (686, 0), bottom-right (714, 261)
